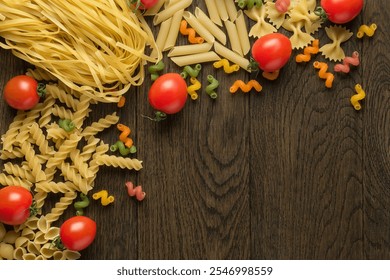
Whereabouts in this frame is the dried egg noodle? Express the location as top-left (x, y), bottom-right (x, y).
top-left (0, 0), bottom-right (161, 103)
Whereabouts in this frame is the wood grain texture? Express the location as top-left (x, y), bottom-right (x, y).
top-left (0, 0), bottom-right (389, 260)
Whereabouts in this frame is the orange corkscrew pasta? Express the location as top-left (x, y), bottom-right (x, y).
top-left (92, 190), bottom-right (115, 206)
top-left (262, 70), bottom-right (280, 81)
top-left (117, 123), bottom-right (133, 148)
top-left (125, 181), bottom-right (146, 201)
top-left (179, 20), bottom-right (204, 44)
top-left (313, 61), bottom-right (334, 88)
top-left (229, 80), bottom-right (262, 94)
top-left (296, 39), bottom-right (320, 63)
top-left (334, 51), bottom-right (360, 73)
top-left (357, 23), bottom-right (377, 38)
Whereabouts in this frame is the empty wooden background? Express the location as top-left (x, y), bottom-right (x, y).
top-left (0, 0), bottom-right (389, 259)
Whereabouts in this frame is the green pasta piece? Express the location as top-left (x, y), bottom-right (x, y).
top-left (110, 141), bottom-right (135, 156)
top-left (148, 60), bottom-right (165, 81)
top-left (58, 119), bottom-right (75, 132)
top-left (205, 75), bottom-right (219, 99)
top-left (180, 64), bottom-right (202, 79)
top-left (74, 193), bottom-right (90, 216)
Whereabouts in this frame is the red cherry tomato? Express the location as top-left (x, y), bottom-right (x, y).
top-left (148, 73), bottom-right (188, 115)
top-left (0, 186), bottom-right (33, 225)
top-left (251, 33), bottom-right (292, 72)
top-left (131, 0), bottom-right (159, 10)
top-left (3, 75), bottom-right (43, 110)
top-left (321, 0), bottom-right (364, 24)
top-left (60, 216), bottom-right (97, 251)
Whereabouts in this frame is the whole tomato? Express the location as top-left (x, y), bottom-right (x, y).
top-left (251, 33), bottom-right (292, 73)
top-left (60, 216), bottom-right (97, 251)
top-left (0, 186), bottom-right (33, 225)
top-left (3, 75), bottom-right (44, 110)
top-left (148, 73), bottom-right (188, 115)
top-left (320, 0), bottom-right (364, 24)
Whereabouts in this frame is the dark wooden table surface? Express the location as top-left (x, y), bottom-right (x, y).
top-left (0, 0), bottom-right (389, 260)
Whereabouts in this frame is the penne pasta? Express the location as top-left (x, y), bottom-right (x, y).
top-left (183, 11), bottom-right (215, 44)
top-left (235, 10), bottom-right (251, 55)
top-left (225, 0), bottom-right (238, 22)
top-left (195, 7), bottom-right (227, 45)
top-left (168, 43), bottom-right (213, 57)
top-left (153, 0), bottom-right (192, 25)
top-left (214, 42), bottom-right (251, 72)
top-left (218, 0), bottom-right (229, 21)
top-left (224, 20), bottom-right (243, 56)
top-left (170, 51), bottom-right (221, 67)
top-left (204, 0), bottom-right (222, 26)
top-left (163, 9), bottom-right (184, 51)
top-left (150, 17), bottom-right (172, 59)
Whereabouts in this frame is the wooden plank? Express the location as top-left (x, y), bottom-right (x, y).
top-left (362, 1), bottom-right (390, 259)
top-left (249, 17), bottom-right (365, 259)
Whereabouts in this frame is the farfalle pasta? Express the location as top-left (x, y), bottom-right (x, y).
top-left (245, 5), bottom-right (277, 38)
top-left (319, 25), bottom-right (353, 61)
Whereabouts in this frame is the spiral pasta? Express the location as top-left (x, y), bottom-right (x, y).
top-left (180, 19), bottom-right (205, 44)
top-left (96, 155), bottom-right (143, 170)
top-left (230, 80), bottom-right (263, 94)
top-left (350, 84), bottom-right (366, 111)
top-left (334, 51), bottom-right (360, 73)
top-left (313, 61), bottom-right (334, 88)
top-left (357, 23), bottom-right (377, 38)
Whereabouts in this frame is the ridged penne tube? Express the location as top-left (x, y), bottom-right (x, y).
top-left (153, 0), bottom-right (192, 25)
top-left (235, 10), bottom-right (251, 55)
top-left (214, 42), bottom-right (251, 71)
top-left (170, 51), bottom-right (221, 67)
top-left (183, 11), bottom-right (215, 44)
top-left (195, 8), bottom-right (227, 45)
top-left (204, 0), bottom-right (222, 26)
top-left (168, 43), bottom-right (213, 57)
top-left (224, 20), bottom-right (243, 56)
top-left (163, 9), bottom-right (184, 51)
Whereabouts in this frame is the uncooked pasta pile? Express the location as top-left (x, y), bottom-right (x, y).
top-left (0, 0), bottom-right (161, 103)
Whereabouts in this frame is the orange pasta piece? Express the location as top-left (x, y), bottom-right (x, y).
top-left (296, 39), bottom-right (319, 63)
top-left (117, 123), bottom-right (133, 148)
top-left (262, 70), bottom-right (280, 81)
top-left (179, 20), bottom-right (204, 44)
top-left (117, 96), bottom-right (126, 108)
top-left (230, 80), bottom-right (262, 94)
top-left (313, 61), bottom-right (334, 88)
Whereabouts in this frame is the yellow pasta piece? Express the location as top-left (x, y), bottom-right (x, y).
top-left (93, 190), bottom-right (115, 206)
top-left (350, 84), bottom-right (366, 111)
top-left (187, 77), bottom-right (202, 100)
top-left (213, 59), bottom-right (240, 74)
top-left (357, 23), bottom-right (377, 38)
